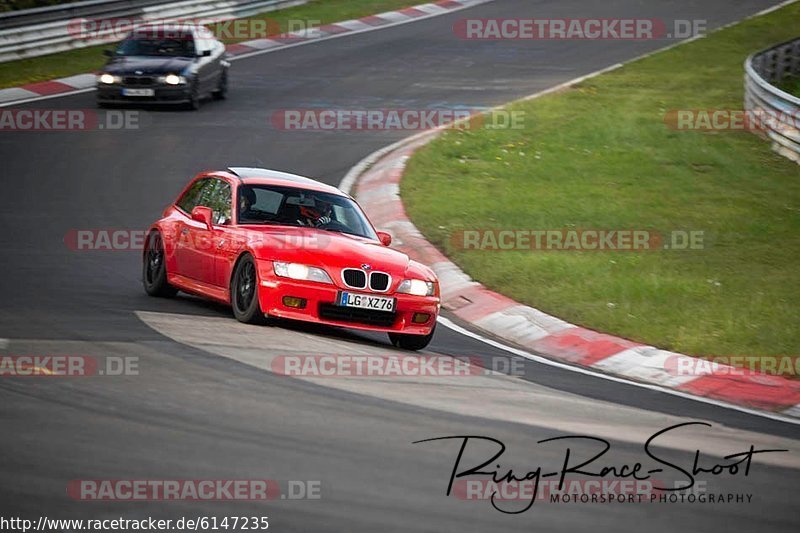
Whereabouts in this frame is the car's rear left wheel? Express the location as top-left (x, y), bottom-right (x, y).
top-left (143, 231), bottom-right (177, 297)
top-left (231, 254), bottom-right (268, 324)
top-left (388, 325), bottom-right (435, 351)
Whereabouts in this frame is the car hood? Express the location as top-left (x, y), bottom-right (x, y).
top-left (243, 226), bottom-right (435, 281)
top-left (103, 56), bottom-right (195, 75)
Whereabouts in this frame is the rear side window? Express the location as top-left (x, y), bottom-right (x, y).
top-left (176, 179), bottom-right (208, 213)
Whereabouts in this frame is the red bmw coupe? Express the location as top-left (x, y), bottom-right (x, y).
top-left (143, 167), bottom-right (440, 350)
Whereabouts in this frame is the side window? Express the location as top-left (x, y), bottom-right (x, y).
top-left (208, 180), bottom-right (232, 225)
top-left (176, 179), bottom-right (208, 214)
top-left (254, 188), bottom-right (282, 214)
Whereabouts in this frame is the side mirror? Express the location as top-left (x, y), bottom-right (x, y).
top-left (103, 49), bottom-right (114, 57)
top-left (377, 231), bottom-right (392, 246)
top-left (200, 49), bottom-right (212, 57)
top-left (191, 206), bottom-right (214, 229)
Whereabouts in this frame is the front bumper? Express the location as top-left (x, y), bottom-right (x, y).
top-left (96, 84), bottom-right (191, 104)
top-left (256, 265), bottom-right (439, 336)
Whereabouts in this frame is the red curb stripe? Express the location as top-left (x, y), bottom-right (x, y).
top-left (225, 43), bottom-right (257, 55)
top-left (21, 80), bottom-right (75, 96)
top-left (270, 34), bottom-right (309, 43)
top-left (359, 15), bottom-right (390, 26)
top-left (399, 7), bottom-right (428, 17)
top-left (318, 23), bottom-right (351, 34)
top-left (678, 374), bottom-right (800, 411)
top-left (447, 287), bottom-right (517, 322)
top-left (436, 0), bottom-right (463, 8)
top-left (532, 328), bottom-right (641, 366)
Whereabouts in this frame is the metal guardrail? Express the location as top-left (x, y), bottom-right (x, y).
top-left (0, 0), bottom-right (165, 30)
top-left (744, 37), bottom-right (800, 164)
top-left (0, 0), bottom-right (309, 63)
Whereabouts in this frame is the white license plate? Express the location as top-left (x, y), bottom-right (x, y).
top-left (338, 292), bottom-right (396, 312)
top-left (122, 88), bottom-right (155, 97)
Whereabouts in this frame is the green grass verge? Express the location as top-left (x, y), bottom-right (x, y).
top-left (401, 4), bottom-right (800, 359)
top-left (778, 75), bottom-right (800, 97)
top-left (0, 0), bottom-right (418, 89)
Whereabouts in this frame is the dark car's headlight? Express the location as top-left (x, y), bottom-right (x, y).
top-left (158, 74), bottom-right (187, 85)
top-left (98, 74), bottom-right (121, 84)
top-left (397, 279), bottom-right (436, 296)
top-left (273, 262), bottom-right (333, 284)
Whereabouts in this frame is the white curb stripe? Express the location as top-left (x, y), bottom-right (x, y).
top-left (0, 87), bottom-right (40, 103)
top-left (242, 38), bottom-right (283, 49)
top-left (783, 404), bottom-right (800, 417)
top-left (591, 347), bottom-right (706, 387)
top-left (56, 73), bottom-right (97, 89)
top-left (332, 19), bottom-right (375, 32)
top-left (414, 3), bottom-right (450, 14)
top-left (473, 304), bottom-right (576, 344)
top-left (374, 11), bottom-right (414, 24)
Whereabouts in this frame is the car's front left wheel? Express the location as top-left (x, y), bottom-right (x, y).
top-left (213, 70), bottom-right (228, 100)
top-left (388, 325), bottom-right (436, 351)
top-left (143, 231), bottom-right (177, 297)
top-left (187, 80), bottom-right (201, 110)
top-left (231, 254), bottom-right (268, 324)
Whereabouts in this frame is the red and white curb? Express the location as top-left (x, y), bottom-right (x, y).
top-left (0, 0), bottom-right (492, 107)
top-left (344, 127), bottom-right (800, 423)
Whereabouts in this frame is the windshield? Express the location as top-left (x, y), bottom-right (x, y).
top-left (237, 184), bottom-right (378, 240)
top-left (116, 32), bottom-right (195, 57)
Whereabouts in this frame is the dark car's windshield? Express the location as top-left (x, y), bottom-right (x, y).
top-left (116, 33), bottom-right (196, 57)
top-left (237, 184), bottom-right (378, 240)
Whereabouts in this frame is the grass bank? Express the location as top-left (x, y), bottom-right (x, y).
top-left (402, 4), bottom-right (800, 359)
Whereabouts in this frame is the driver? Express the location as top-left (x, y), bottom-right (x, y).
top-left (238, 187), bottom-right (258, 222)
top-left (299, 198), bottom-right (333, 227)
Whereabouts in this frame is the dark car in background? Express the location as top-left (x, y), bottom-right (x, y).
top-left (96, 23), bottom-right (229, 110)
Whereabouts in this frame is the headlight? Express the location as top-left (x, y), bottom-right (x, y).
top-left (397, 279), bottom-right (435, 296)
top-left (98, 73), bottom-right (120, 84)
top-left (159, 74), bottom-right (186, 85)
top-left (273, 262), bottom-right (333, 284)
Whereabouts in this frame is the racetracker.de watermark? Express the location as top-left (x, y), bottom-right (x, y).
top-left (67, 17), bottom-right (320, 42)
top-left (271, 355), bottom-right (525, 377)
top-left (450, 229), bottom-right (706, 251)
top-left (67, 480), bottom-right (321, 501)
top-left (64, 229), bottom-right (334, 252)
top-left (0, 110), bottom-right (142, 132)
top-left (453, 18), bottom-right (707, 40)
top-left (452, 479), bottom-right (750, 505)
top-left (664, 109), bottom-right (800, 132)
top-left (270, 109), bottom-right (525, 131)
top-left (0, 356), bottom-right (138, 376)
top-left (664, 355), bottom-right (800, 378)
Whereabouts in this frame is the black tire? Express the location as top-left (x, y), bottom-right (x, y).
top-left (187, 80), bottom-right (201, 110)
top-left (231, 254), bottom-right (267, 324)
top-left (388, 325), bottom-right (436, 351)
top-left (143, 231), bottom-right (177, 297)
top-left (213, 70), bottom-right (228, 100)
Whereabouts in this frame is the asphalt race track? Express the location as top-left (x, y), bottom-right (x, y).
top-left (1, 0), bottom-right (798, 531)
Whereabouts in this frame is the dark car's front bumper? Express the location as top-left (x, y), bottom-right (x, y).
top-left (96, 84), bottom-right (191, 104)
